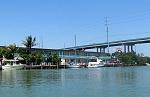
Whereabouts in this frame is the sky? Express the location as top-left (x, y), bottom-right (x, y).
top-left (0, 0), bottom-right (150, 56)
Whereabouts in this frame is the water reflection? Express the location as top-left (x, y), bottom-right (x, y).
top-left (0, 69), bottom-right (105, 88)
top-left (0, 71), bottom-right (2, 86)
top-left (0, 70), bottom-right (63, 88)
top-left (1, 70), bottom-right (18, 87)
top-left (116, 67), bottom-right (137, 85)
top-left (0, 68), bottom-right (138, 88)
top-left (0, 67), bottom-right (150, 97)
top-left (63, 68), bottom-right (103, 80)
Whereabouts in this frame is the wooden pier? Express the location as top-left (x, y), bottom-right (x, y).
top-left (23, 63), bottom-right (134, 69)
top-left (24, 64), bottom-right (66, 69)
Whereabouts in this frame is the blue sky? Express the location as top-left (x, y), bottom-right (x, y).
top-left (0, 0), bottom-right (150, 56)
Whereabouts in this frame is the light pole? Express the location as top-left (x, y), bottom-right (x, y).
top-left (105, 17), bottom-right (109, 54)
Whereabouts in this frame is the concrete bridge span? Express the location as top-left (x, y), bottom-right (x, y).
top-left (64, 37), bottom-right (150, 53)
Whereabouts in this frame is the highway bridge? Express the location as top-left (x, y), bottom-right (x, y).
top-left (63, 37), bottom-right (150, 52)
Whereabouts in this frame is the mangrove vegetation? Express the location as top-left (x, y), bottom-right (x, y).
top-left (112, 51), bottom-right (150, 66)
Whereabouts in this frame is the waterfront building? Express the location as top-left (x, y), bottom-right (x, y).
top-left (0, 46), bottom-right (111, 65)
top-left (21, 47), bottom-right (111, 65)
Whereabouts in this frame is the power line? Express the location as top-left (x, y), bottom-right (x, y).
top-left (43, 10), bottom-right (150, 44)
top-left (109, 8), bottom-right (150, 19)
top-left (78, 31), bottom-right (150, 46)
top-left (42, 9), bottom-right (150, 48)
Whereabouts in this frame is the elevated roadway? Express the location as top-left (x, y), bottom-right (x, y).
top-left (64, 37), bottom-right (150, 51)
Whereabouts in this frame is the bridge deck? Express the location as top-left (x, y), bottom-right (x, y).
top-left (64, 37), bottom-right (150, 50)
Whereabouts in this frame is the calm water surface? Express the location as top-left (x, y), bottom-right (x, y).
top-left (0, 66), bottom-right (150, 97)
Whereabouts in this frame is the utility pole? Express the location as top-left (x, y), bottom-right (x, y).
top-left (75, 35), bottom-right (77, 63)
top-left (41, 37), bottom-right (43, 48)
top-left (75, 35), bottom-right (76, 47)
top-left (64, 43), bottom-right (66, 49)
top-left (105, 17), bottom-right (109, 54)
top-left (39, 42), bottom-right (40, 48)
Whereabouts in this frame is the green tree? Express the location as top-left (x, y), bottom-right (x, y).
top-left (52, 52), bottom-right (61, 69)
top-left (21, 53), bottom-right (31, 64)
top-left (121, 54), bottom-right (133, 65)
top-left (22, 35), bottom-right (36, 65)
top-left (30, 51), bottom-right (43, 65)
top-left (7, 43), bottom-right (19, 59)
top-left (47, 52), bottom-right (53, 64)
top-left (111, 51), bottom-right (150, 66)
top-left (35, 52), bottom-right (43, 65)
top-left (22, 35), bottom-right (36, 54)
top-left (0, 47), bottom-right (12, 59)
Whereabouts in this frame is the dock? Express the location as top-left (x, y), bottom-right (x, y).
top-left (23, 63), bottom-right (134, 69)
top-left (24, 64), bottom-right (66, 69)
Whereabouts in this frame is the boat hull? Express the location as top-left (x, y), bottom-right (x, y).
top-left (97, 64), bottom-right (105, 67)
top-left (87, 64), bottom-right (105, 68)
top-left (66, 65), bottom-right (80, 68)
top-left (87, 65), bottom-right (99, 68)
top-left (2, 65), bottom-right (25, 70)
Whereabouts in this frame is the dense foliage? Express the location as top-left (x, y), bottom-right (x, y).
top-left (0, 35), bottom-right (61, 66)
top-left (0, 44), bottom-right (19, 59)
top-left (112, 51), bottom-right (150, 66)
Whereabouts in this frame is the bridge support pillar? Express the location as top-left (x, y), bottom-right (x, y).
top-left (124, 44), bottom-right (135, 53)
top-left (131, 44), bottom-right (135, 52)
top-left (99, 48), bottom-right (105, 53)
top-left (103, 48), bottom-right (105, 53)
top-left (124, 45), bottom-right (126, 53)
top-left (97, 48), bottom-right (98, 52)
top-left (131, 45), bottom-right (133, 52)
top-left (128, 45), bottom-right (130, 52)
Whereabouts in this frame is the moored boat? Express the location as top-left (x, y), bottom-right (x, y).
top-left (66, 62), bottom-right (81, 68)
top-left (2, 57), bottom-right (25, 70)
top-left (87, 56), bottom-right (105, 68)
top-left (145, 63), bottom-right (150, 66)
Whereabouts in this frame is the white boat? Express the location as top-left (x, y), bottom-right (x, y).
top-left (66, 35), bottom-right (81, 68)
top-left (87, 57), bottom-right (105, 68)
top-left (66, 62), bottom-right (80, 68)
top-left (145, 63), bottom-right (150, 66)
top-left (2, 59), bottom-right (25, 70)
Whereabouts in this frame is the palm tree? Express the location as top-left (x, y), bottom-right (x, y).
top-left (7, 43), bottom-right (19, 58)
top-left (0, 47), bottom-right (8, 58)
top-left (22, 35), bottom-right (36, 54)
top-left (52, 52), bottom-right (61, 69)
